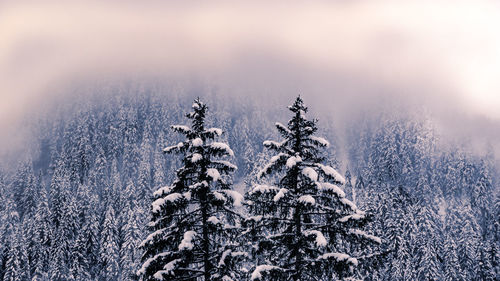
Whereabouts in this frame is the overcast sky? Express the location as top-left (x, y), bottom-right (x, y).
top-left (1, 0), bottom-right (500, 156)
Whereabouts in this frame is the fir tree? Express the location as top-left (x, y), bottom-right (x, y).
top-left (246, 97), bottom-right (380, 281)
top-left (100, 203), bottom-right (120, 281)
top-left (139, 99), bottom-right (243, 281)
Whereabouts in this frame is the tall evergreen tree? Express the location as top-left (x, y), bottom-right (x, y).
top-left (246, 97), bottom-right (380, 280)
top-left (139, 99), bottom-right (243, 281)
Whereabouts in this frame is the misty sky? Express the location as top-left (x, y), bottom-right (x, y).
top-left (1, 0), bottom-right (500, 156)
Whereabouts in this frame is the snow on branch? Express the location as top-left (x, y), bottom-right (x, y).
top-left (210, 160), bottom-right (237, 172)
top-left (348, 229), bottom-right (382, 244)
top-left (153, 185), bottom-right (173, 197)
top-left (263, 140), bottom-right (287, 151)
top-left (192, 138), bottom-right (203, 147)
top-left (137, 252), bottom-right (172, 276)
top-left (275, 122), bottom-right (291, 136)
top-left (171, 125), bottom-right (192, 134)
top-left (178, 231), bottom-right (196, 251)
top-left (304, 230), bottom-right (328, 247)
top-left (317, 182), bottom-right (345, 198)
top-left (273, 188), bottom-right (288, 202)
top-left (220, 189), bottom-right (244, 207)
top-left (152, 193), bottom-right (184, 214)
top-left (207, 168), bottom-right (221, 182)
top-left (210, 142), bottom-right (235, 157)
top-left (163, 142), bottom-right (184, 154)
top-left (140, 227), bottom-right (166, 248)
top-left (317, 253), bottom-right (358, 266)
top-left (258, 153), bottom-right (288, 179)
top-left (286, 155), bottom-right (302, 168)
top-left (309, 136), bottom-right (330, 147)
top-left (205, 127), bottom-right (223, 137)
top-left (298, 195), bottom-right (316, 205)
top-left (339, 198), bottom-right (358, 212)
top-left (191, 153), bottom-right (202, 163)
top-left (339, 210), bottom-right (366, 223)
top-left (316, 164), bottom-right (346, 184)
top-left (302, 167), bottom-right (318, 182)
top-left (250, 184), bottom-right (280, 195)
top-left (251, 265), bottom-right (283, 280)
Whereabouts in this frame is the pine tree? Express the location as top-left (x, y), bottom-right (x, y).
top-left (100, 203), bottom-right (120, 281)
top-left (2, 206), bottom-right (30, 281)
top-left (31, 185), bottom-right (52, 280)
top-left (246, 97), bottom-right (380, 280)
top-left (139, 99), bottom-right (243, 281)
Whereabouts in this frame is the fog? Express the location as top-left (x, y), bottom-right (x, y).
top-left (1, 0), bottom-right (500, 159)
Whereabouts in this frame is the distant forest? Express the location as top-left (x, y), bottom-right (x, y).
top-left (0, 84), bottom-right (498, 280)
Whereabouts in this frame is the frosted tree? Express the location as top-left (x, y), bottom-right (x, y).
top-left (246, 97), bottom-right (380, 281)
top-left (138, 99), bottom-right (244, 281)
top-left (100, 203), bottom-right (120, 281)
top-left (2, 206), bottom-right (30, 281)
top-left (120, 182), bottom-right (145, 281)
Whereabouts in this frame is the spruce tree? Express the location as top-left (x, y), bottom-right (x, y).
top-left (138, 99), bottom-right (244, 281)
top-left (246, 97), bottom-right (380, 281)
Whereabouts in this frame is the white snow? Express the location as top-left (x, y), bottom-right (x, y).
top-left (250, 184), bottom-right (279, 195)
top-left (302, 167), bottom-right (318, 181)
top-left (153, 185), bottom-right (172, 197)
top-left (189, 181), bottom-right (208, 190)
top-left (213, 191), bottom-right (226, 202)
top-left (304, 230), bottom-right (327, 247)
top-left (317, 253), bottom-right (358, 266)
top-left (152, 193), bottom-right (183, 213)
top-left (318, 182), bottom-right (345, 198)
top-left (151, 259), bottom-right (180, 279)
top-left (251, 265), bottom-right (281, 280)
top-left (192, 138), bottom-right (203, 147)
top-left (286, 156), bottom-right (302, 168)
top-left (275, 122), bottom-right (291, 134)
top-left (206, 128), bottom-right (223, 136)
top-left (310, 136), bottom-right (330, 147)
top-left (349, 229), bottom-right (382, 244)
top-left (263, 140), bottom-right (284, 149)
top-left (316, 164), bottom-right (345, 184)
top-left (191, 153), bottom-right (202, 162)
top-left (212, 160), bottom-right (238, 170)
top-left (140, 228), bottom-right (165, 247)
top-left (247, 215), bottom-right (263, 222)
top-left (273, 188), bottom-right (288, 202)
top-left (172, 125), bottom-right (191, 132)
top-left (219, 249), bottom-right (232, 266)
top-left (210, 142), bottom-right (234, 156)
top-left (207, 168), bottom-right (221, 181)
top-left (258, 153), bottom-right (287, 178)
top-left (178, 231), bottom-right (196, 251)
top-left (137, 252), bottom-right (171, 275)
top-left (298, 195), bottom-right (315, 205)
top-left (163, 142), bottom-right (183, 153)
top-left (192, 103), bottom-right (200, 109)
top-left (220, 189), bottom-right (244, 207)
top-left (340, 198), bottom-right (357, 211)
top-left (339, 211), bottom-right (365, 222)
top-left (208, 216), bottom-right (220, 224)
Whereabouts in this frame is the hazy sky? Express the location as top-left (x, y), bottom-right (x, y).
top-left (1, 0), bottom-right (500, 155)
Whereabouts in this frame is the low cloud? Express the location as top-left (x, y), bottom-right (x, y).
top-left (0, 0), bottom-right (499, 158)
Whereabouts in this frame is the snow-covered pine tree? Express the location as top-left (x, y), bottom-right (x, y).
top-left (138, 98), bottom-right (244, 281)
top-left (100, 203), bottom-right (120, 281)
top-left (246, 96), bottom-right (380, 281)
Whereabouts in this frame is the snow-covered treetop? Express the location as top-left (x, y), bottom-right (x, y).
top-left (259, 96), bottom-right (344, 185)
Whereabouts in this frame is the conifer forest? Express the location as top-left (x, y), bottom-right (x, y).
top-left (1, 2), bottom-right (500, 281)
top-left (0, 86), bottom-right (497, 280)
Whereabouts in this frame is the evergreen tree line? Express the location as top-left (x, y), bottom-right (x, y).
top-left (0, 88), bottom-right (497, 280)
